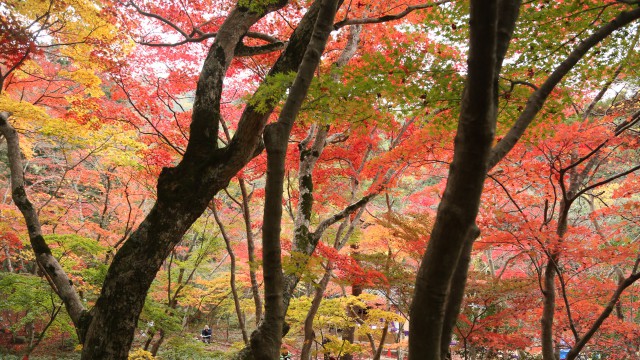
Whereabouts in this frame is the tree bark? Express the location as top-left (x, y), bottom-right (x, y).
top-left (419, 5), bottom-right (640, 360)
top-left (150, 329), bottom-right (165, 356)
top-left (213, 204), bottom-right (249, 344)
top-left (440, 227), bottom-right (478, 358)
top-left (342, 260), bottom-right (363, 360)
top-left (373, 321), bottom-right (390, 360)
top-left (409, 1), bottom-right (500, 358)
top-left (300, 266), bottom-right (333, 360)
top-left (283, 23), bottom-right (364, 309)
top-left (249, 1), bottom-right (340, 358)
top-left (239, 178), bottom-right (263, 326)
top-left (0, 111), bottom-right (87, 337)
top-left (78, 7), bottom-right (277, 357)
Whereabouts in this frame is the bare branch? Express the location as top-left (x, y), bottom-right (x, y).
top-left (0, 112), bottom-right (86, 334)
top-left (333, 0), bottom-right (453, 30)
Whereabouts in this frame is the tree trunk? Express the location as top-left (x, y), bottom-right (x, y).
top-left (249, 1), bottom-right (340, 358)
top-left (342, 268), bottom-right (363, 360)
top-left (150, 329), bottom-right (165, 356)
top-left (440, 228), bottom-right (478, 359)
top-left (283, 23), bottom-right (363, 310)
top-left (3, 245), bottom-right (14, 272)
top-left (239, 178), bottom-right (263, 326)
top-left (0, 112), bottom-right (87, 336)
top-left (213, 204), bottom-right (249, 344)
top-left (301, 266), bottom-right (333, 360)
top-left (541, 255), bottom-right (558, 360)
top-left (409, 1), bottom-right (500, 358)
top-left (373, 321), bottom-right (390, 360)
top-left (542, 197), bottom-right (570, 360)
top-left (77, 1), bottom-right (339, 357)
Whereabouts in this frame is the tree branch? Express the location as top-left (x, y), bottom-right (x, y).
top-left (489, 7), bottom-right (640, 168)
top-left (333, 0), bottom-right (452, 30)
top-left (0, 112), bottom-right (86, 334)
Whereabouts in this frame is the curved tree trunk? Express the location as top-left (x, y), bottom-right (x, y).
top-left (249, 1), bottom-right (340, 358)
top-left (0, 111), bottom-right (87, 336)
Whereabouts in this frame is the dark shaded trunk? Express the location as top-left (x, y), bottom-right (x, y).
top-left (541, 255), bottom-right (558, 360)
top-left (143, 331), bottom-right (154, 351)
top-left (409, 1), bottom-right (500, 358)
top-left (77, 1), bottom-right (338, 357)
top-left (440, 228), bottom-right (478, 359)
top-left (542, 194), bottom-right (570, 360)
top-left (412, 4), bottom-right (640, 360)
top-left (249, 124), bottom-right (288, 359)
top-left (150, 329), bottom-right (165, 356)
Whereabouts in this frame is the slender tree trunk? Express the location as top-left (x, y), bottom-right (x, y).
top-left (541, 201), bottom-right (570, 360)
top-left (301, 267), bottom-right (333, 360)
top-left (541, 255), bottom-right (558, 360)
top-left (3, 245), bottom-right (13, 272)
top-left (143, 331), bottom-right (154, 351)
top-left (0, 112), bottom-right (87, 336)
top-left (342, 266), bottom-right (363, 360)
top-left (373, 321), bottom-right (390, 360)
top-left (239, 178), bottom-right (262, 326)
top-left (249, 1), bottom-right (339, 358)
top-left (213, 204), bottom-right (249, 344)
top-left (150, 329), bottom-right (165, 356)
top-left (282, 23), bottom-right (363, 311)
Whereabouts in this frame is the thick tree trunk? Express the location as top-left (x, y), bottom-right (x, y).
top-left (409, 0), bottom-right (640, 359)
top-left (249, 1), bottom-right (339, 358)
top-left (77, 2), bottom-right (347, 357)
top-left (250, 124), bottom-right (288, 359)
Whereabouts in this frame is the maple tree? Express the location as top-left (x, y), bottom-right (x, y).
top-left (1, 0), bottom-right (640, 359)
